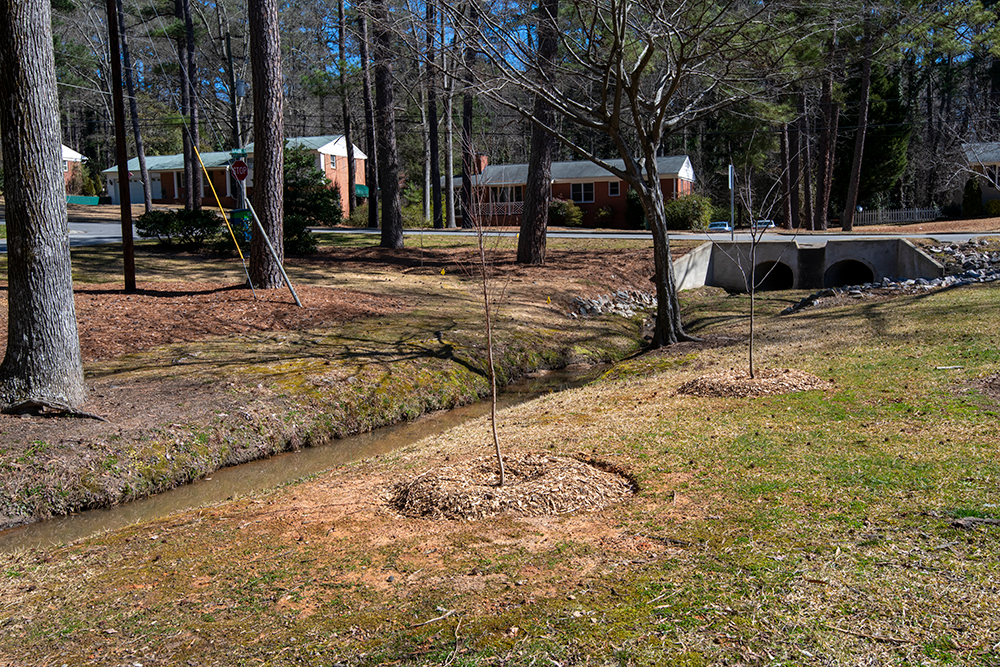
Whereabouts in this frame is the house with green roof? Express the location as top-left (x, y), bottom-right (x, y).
top-left (103, 135), bottom-right (366, 219)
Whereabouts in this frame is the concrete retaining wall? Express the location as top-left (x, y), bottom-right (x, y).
top-left (675, 238), bottom-right (945, 292)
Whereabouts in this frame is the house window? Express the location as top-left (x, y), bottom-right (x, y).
top-left (490, 185), bottom-right (523, 203)
top-left (571, 182), bottom-right (594, 203)
top-left (63, 161), bottom-right (69, 172)
top-left (987, 165), bottom-right (1000, 187)
top-left (609, 181), bottom-right (620, 197)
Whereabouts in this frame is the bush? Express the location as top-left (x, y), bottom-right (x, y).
top-left (348, 201), bottom-right (370, 227)
top-left (136, 208), bottom-right (221, 247)
top-left (962, 177), bottom-right (983, 218)
top-left (135, 209), bottom-right (179, 244)
top-left (595, 205), bottom-right (615, 228)
top-left (283, 213), bottom-right (318, 255)
top-left (284, 144), bottom-right (340, 228)
top-left (624, 189), bottom-right (645, 229)
top-left (548, 198), bottom-right (583, 227)
top-left (986, 199), bottom-right (1000, 218)
top-left (662, 194), bottom-right (714, 231)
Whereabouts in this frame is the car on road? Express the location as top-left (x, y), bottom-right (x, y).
top-left (708, 221), bottom-right (733, 233)
top-left (753, 219), bottom-right (776, 230)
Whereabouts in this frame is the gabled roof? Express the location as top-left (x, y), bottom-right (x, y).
top-left (62, 145), bottom-right (87, 162)
top-left (102, 151), bottom-right (232, 175)
top-left (472, 156), bottom-right (695, 186)
top-left (245, 135), bottom-right (368, 160)
top-left (963, 142), bottom-right (1000, 166)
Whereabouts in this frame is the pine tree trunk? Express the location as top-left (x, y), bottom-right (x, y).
top-left (176, 1), bottom-right (193, 210)
top-left (779, 123), bottom-right (793, 229)
top-left (800, 92), bottom-right (814, 230)
top-left (516, 0), bottom-right (558, 265)
top-left (841, 29), bottom-right (872, 233)
top-left (338, 0), bottom-right (356, 217)
top-left (0, 0), bottom-right (87, 409)
top-left (459, 1), bottom-right (478, 230)
top-left (427, 0), bottom-right (443, 229)
top-left (359, 10), bottom-right (379, 229)
top-left (372, 0), bottom-right (403, 247)
top-left (182, 0), bottom-right (201, 210)
top-left (248, 0), bottom-right (285, 288)
top-left (443, 20), bottom-right (456, 229)
top-left (116, 0), bottom-right (152, 213)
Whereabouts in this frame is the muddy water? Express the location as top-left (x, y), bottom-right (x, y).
top-left (0, 367), bottom-right (603, 554)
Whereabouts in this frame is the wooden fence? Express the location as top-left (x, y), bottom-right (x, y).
top-left (853, 207), bottom-right (939, 226)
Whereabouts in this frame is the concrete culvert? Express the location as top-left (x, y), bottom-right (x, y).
top-left (824, 259), bottom-right (875, 288)
top-left (753, 261), bottom-right (794, 291)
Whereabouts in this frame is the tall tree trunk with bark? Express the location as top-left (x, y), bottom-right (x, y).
top-left (248, 0), bottom-right (284, 288)
top-left (779, 123), bottom-right (792, 229)
top-left (800, 92), bottom-right (814, 230)
top-left (517, 0), bottom-right (558, 265)
top-left (359, 10), bottom-right (379, 229)
top-left (443, 23), bottom-right (457, 228)
top-left (338, 0), bottom-right (356, 216)
top-left (460, 1), bottom-right (478, 230)
top-left (182, 0), bottom-right (201, 210)
top-left (372, 0), bottom-right (403, 247)
top-left (841, 27), bottom-right (872, 232)
top-left (0, 0), bottom-right (87, 410)
top-left (116, 0), bottom-right (151, 213)
top-left (427, 0), bottom-right (443, 228)
top-left (788, 92), bottom-right (801, 228)
top-left (814, 68), bottom-right (838, 230)
top-left (177, 0), bottom-right (193, 210)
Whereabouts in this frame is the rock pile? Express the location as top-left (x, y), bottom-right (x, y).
top-left (781, 239), bottom-right (1000, 315)
top-left (567, 290), bottom-right (656, 319)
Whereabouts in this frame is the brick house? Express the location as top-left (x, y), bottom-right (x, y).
top-left (103, 135), bottom-right (366, 219)
top-left (61, 145), bottom-right (86, 192)
top-left (458, 155), bottom-right (696, 228)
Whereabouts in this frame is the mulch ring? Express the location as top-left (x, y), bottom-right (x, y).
top-left (389, 452), bottom-right (637, 521)
top-left (677, 367), bottom-right (830, 398)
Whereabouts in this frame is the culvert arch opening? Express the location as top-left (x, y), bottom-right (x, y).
top-left (753, 261), bottom-right (794, 291)
top-left (824, 259), bottom-right (874, 288)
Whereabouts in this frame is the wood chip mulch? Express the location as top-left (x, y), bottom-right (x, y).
top-left (677, 367), bottom-right (830, 398)
top-left (390, 453), bottom-right (637, 520)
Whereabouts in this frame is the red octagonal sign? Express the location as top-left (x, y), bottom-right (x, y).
top-left (231, 159), bottom-right (249, 181)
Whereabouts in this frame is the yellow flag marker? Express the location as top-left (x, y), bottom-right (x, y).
top-left (441, 268), bottom-right (446, 275)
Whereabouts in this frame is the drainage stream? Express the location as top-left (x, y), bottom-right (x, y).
top-left (0, 366), bottom-right (604, 554)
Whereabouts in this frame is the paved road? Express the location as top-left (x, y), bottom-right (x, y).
top-left (314, 226), bottom-right (993, 245)
top-left (0, 220), bottom-right (991, 252)
top-left (0, 221), bottom-right (135, 253)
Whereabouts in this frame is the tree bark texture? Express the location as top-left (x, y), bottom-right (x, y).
top-left (517, 0), bottom-right (558, 265)
top-left (338, 0), bottom-right (356, 216)
top-left (248, 0), bottom-right (285, 288)
top-left (182, 0), bottom-right (202, 211)
top-left (779, 123), bottom-right (793, 229)
top-left (800, 92), bottom-right (814, 230)
top-left (0, 0), bottom-right (87, 409)
top-left (814, 70), bottom-right (838, 231)
top-left (176, 1), bottom-right (193, 210)
top-left (460, 1), bottom-right (478, 230)
top-left (372, 0), bottom-right (403, 247)
top-left (359, 10), bottom-right (379, 229)
top-left (639, 180), bottom-right (691, 347)
top-left (841, 29), bottom-right (872, 232)
top-left (427, 0), bottom-right (443, 229)
top-left (116, 0), bottom-right (152, 213)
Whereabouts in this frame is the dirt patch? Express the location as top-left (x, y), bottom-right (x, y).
top-left (390, 452), bottom-right (637, 520)
top-left (979, 373), bottom-right (1000, 401)
top-left (677, 367), bottom-right (830, 398)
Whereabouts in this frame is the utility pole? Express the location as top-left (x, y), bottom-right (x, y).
top-left (104, 0), bottom-right (136, 292)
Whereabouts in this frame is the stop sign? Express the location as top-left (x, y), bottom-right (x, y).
top-left (231, 159), bottom-right (249, 181)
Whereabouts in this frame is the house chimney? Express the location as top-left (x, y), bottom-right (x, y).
top-left (475, 153), bottom-right (488, 175)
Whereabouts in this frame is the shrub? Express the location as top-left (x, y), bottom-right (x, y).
top-left (624, 189), bottom-right (645, 229)
top-left (284, 143), bottom-right (341, 227)
top-left (349, 201), bottom-right (370, 227)
top-left (595, 205), bottom-right (615, 228)
top-left (174, 209), bottom-right (222, 245)
top-left (283, 213), bottom-right (318, 255)
top-left (135, 209), bottom-right (179, 244)
top-left (548, 198), bottom-right (583, 227)
top-left (662, 194), bottom-right (714, 231)
top-left (985, 199), bottom-right (1000, 218)
top-left (962, 177), bottom-right (983, 218)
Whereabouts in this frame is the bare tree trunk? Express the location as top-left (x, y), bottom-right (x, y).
top-left (116, 0), bottom-right (151, 213)
top-left (841, 27), bottom-right (872, 232)
top-left (460, 1), bottom-right (478, 230)
top-left (0, 0), bottom-right (87, 409)
top-left (517, 0), bottom-right (558, 265)
top-left (359, 10), bottom-right (379, 229)
top-left (814, 69), bottom-right (838, 231)
top-left (779, 123), bottom-right (793, 229)
top-left (789, 94), bottom-right (801, 228)
top-left (338, 0), bottom-right (356, 217)
top-left (373, 0), bottom-right (403, 247)
top-left (443, 20), bottom-right (456, 229)
top-left (177, 0), bottom-right (193, 210)
top-left (801, 92), bottom-right (814, 230)
top-left (248, 0), bottom-right (284, 288)
top-left (182, 0), bottom-right (201, 210)
top-left (427, 0), bottom-right (443, 229)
